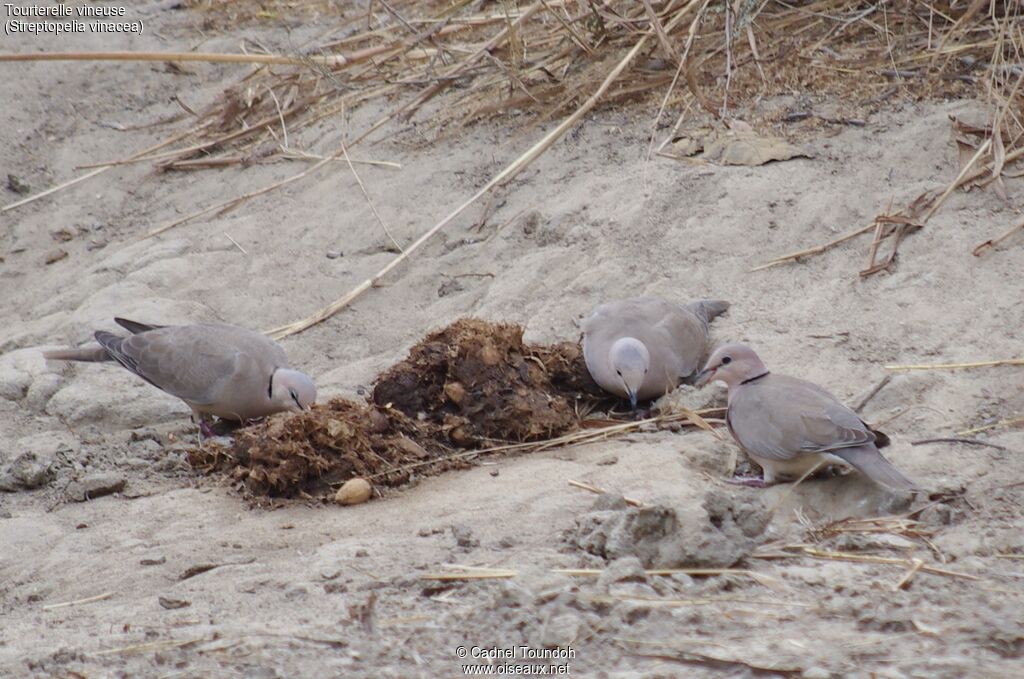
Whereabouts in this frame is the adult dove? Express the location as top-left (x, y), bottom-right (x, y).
top-left (583, 297), bottom-right (729, 409)
top-left (696, 343), bottom-right (918, 491)
top-left (44, 318), bottom-right (317, 435)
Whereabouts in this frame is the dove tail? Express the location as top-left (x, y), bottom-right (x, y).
top-left (687, 299), bottom-right (730, 323)
top-left (42, 346), bottom-right (111, 362)
top-left (114, 317), bottom-right (161, 334)
top-left (833, 445), bottom-right (920, 491)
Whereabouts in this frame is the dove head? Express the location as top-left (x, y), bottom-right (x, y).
top-left (609, 337), bottom-right (650, 409)
top-left (695, 343), bottom-right (768, 389)
top-left (271, 369), bottom-right (318, 412)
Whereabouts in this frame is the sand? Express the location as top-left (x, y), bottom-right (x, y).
top-left (2, 3), bottom-right (1023, 678)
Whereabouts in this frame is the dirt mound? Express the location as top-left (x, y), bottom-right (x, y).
top-left (190, 319), bottom-right (604, 499)
top-left (569, 491), bottom-right (770, 569)
top-left (372, 318), bottom-right (602, 444)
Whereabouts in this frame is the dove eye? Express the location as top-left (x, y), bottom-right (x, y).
top-left (289, 388), bottom-right (301, 406)
top-left (721, 356), bottom-right (732, 365)
top-left (616, 370), bottom-right (622, 376)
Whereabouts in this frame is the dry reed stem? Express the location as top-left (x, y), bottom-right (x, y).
top-left (266, 2), bottom-right (704, 340)
top-left (885, 358), bottom-right (1024, 371)
top-left (556, 567), bottom-right (782, 589)
top-left (362, 409), bottom-right (720, 482)
top-left (42, 591), bottom-right (114, 610)
top-left (957, 415), bottom-right (1024, 436)
top-left (93, 637), bottom-right (206, 657)
top-left (761, 546), bottom-right (981, 581)
top-left (588, 594), bottom-right (809, 608)
top-left (748, 222), bottom-right (877, 271)
top-left (340, 141), bottom-right (404, 253)
top-left (567, 479), bottom-right (644, 507)
top-left (973, 216), bottom-right (1024, 255)
top-left (0, 45), bottom-right (436, 67)
top-left (754, 129), bottom-right (1024, 274)
top-left (142, 141), bottom-right (346, 240)
top-left (1, 123), bottom-right (207, 213)
top-left (894, 558), bottom-right (926, 590)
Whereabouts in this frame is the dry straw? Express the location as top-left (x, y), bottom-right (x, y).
top-left (2, 0), bottom-right (1019, 315)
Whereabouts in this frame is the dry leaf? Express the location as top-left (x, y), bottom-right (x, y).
top-left (671, 123), bottom-right (810, 166)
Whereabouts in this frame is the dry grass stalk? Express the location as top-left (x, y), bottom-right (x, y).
top-left (0, 47), bottom-right (433, 67)
top-left (1, 123), bottom-right (208, 213)
top-left (588, 594), bottom-right (809, 608)
top-left (804, 514), bottom-right (935, 544)
top-left (758, 546), bottom-right (980, 582)
top-left (142, 141), bottom-right (348, 239)
top-left (265, 2), bottom-right (700, 339)
top-left (9, 0), bottom-right (1021, 288)
top-left (973, 216), bottom-right (1024, 255)
top-left (886, 358), bottom-right (1024, 371)
top-left (423, 564), bottom-right (774, 583)
top-left (567, 479), bottom-right (644, 507)
top-left (554, 567), bottom-right (780, 588)
top-left (93, 637), bottom-right (206, 657)
top-left (957, 415), bottom-right (1024, 436)
top-left (363, 408), bottom-right (722, 482)
top-left (41, 591), bottom-right (114, 611)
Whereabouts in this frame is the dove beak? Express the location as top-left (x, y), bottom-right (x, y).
top-left (694, 367), bottom-right (715, 388)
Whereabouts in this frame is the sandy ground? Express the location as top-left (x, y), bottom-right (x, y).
top-left (2, 3), bottom-right (1024, 678)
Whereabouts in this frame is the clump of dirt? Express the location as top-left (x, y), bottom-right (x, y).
top-left (569, 491), bottom-right (769, 569)
top-left (372, 318), bottom-right (602, 445)
top-left (190, 318), bottom-right (604, 499)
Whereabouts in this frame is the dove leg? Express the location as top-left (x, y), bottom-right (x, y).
top-left (198, 418), bottom-right (216, 439)
top-left (726, 475), bottom-right (770, 488)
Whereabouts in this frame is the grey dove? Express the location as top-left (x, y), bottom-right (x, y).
top-left (583, 297), bottom-right (729, 408)
top-left (44, 318), bottom-right (316, 435)
top-left (696, 343), bottom-right (919, 491)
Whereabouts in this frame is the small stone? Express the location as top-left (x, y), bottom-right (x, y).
top-left (284, 586), bottom-right (308, 600)
top-left (65, 472), bottom-right (126, 502)
top-left (597, 556), bottom-right (649, 587)
top-left (158, 596), bottom-right (190, 610)
top-left (355, 549), bottom-right (369, 558)
top-left (451, 525), bottom-right (479, 550)
top-left (325, 250), bottom-right (343, 259)
top-left (335, 478), bottom-right (373, 506)
top-left (443, 381), bottom-right (466, 405)
top-left (802, 667), bottom-right (832, 679)
top-left (45, 249), bottom-right (68, 265)
top-left (6, 174), bottom-right (30, 194)
top-left (596, 455), bottom-right (618, 466)
top-left (0, 452), bottom-right (54, 491)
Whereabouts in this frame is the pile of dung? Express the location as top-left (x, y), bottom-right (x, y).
top-left (189, 318), bottom-right (604, 499)
top-left (188, 399), bottom-right (443, 497)
top-left (372, 318), bottom-right (603, 445)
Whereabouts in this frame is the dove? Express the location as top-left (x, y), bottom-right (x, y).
top-left (44, 318), bottom-right (316, 436)
top-left (695, 343), bottom-right (919, 491)
top-left (582, 297), bottom-right (729, 409)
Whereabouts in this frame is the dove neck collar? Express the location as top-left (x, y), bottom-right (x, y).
top-left (740, 371), bottom-right (770, 385)
top-left (267, 369), bottom-right (277, 398)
